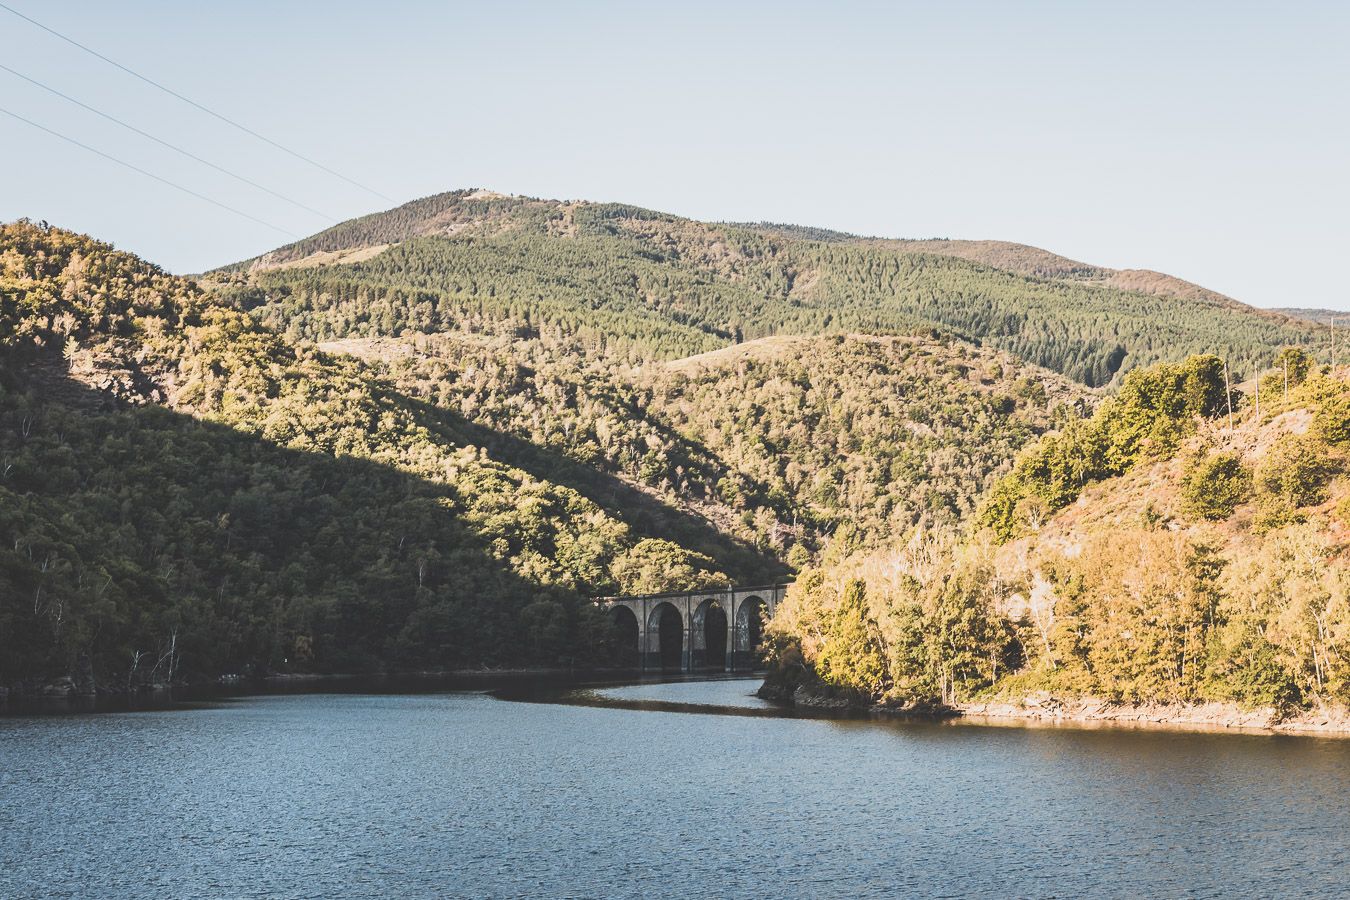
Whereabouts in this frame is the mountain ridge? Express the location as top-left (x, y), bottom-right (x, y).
top-left (210, 189), bottom-right (1319, 388)
top-left (1274, 307), bottom-right (1344, 326)
top-left (215, 189), bottom-right (1294, 323)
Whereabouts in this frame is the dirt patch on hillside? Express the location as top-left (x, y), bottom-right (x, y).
top-left (250, 243), bottom-right (392, 273)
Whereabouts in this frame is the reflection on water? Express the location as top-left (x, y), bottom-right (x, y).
top-left (3, 678), bottom-right (1348, 898)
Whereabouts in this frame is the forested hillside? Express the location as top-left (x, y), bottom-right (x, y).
top-left (1, 221), bottom-right (1072, 694)
top-left (316, 329), bottom-right (1083, 553)
top-left (0, 222), bottom-right (720, 690)
top-left (217, 189), bottom-right (1318, 387)
top-left (766, 350), bottom-right (1350, 720)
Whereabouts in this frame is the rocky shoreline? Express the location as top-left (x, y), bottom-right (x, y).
top-left (958, 694), bottom-right (1350, 735)
top-left (766, 681), bottom-right (1350, 736)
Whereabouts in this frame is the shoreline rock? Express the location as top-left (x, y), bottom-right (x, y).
top-left (760, 674), bottom-right (1350, 735)
top-left (956, 694), bottom-right (1350, 735)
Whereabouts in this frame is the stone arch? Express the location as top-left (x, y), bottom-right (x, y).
top-left (734, 595), bottom-right (768, 671)
top-left (647, 602), bottom-right (686, 672)
top-left (690, 597), bottom-right (729, 671)
top-left (608, 605), bottom-right (640, 669)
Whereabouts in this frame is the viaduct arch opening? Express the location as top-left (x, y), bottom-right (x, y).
top-left (692, 599), bottom-right (728, 671)
top-left (649, 602), bottom-right (684, 672)
top-left (736, 595), bottom-right (767, 670)
top-left (609, 606), bottom-right (639, 669)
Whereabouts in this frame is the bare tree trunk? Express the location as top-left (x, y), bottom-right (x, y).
top-left (127, 649), bottom-right (144, 692)
top-left (1223, 362), bottom-right (1233, 431)
top-left (1254, 366), bottom-right (1260, 419)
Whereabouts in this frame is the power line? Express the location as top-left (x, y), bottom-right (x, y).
top-left (0, 1), bottom-right (394, 203)
top-left (0, 63), bottom-right (337, 222)
top-left (0, 106), bottom-right (298, 238)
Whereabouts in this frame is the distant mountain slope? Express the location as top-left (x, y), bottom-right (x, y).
top-left (215, 190), bottom-right (1319, 387)
top-left (1274, 307), bottom-right (1343, 326)
top-left (869, 238), bottom-right (1102, 279)
top-left (217, 189), bottom-right (535, 272)
top-left (868, 239), bottom-right (1256, 312)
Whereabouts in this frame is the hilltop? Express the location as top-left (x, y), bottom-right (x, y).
top-left (214, 189), bottom-right (1318, 387)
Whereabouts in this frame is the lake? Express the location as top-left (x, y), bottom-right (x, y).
top-left (3, 677), bottom-right (1348, 898)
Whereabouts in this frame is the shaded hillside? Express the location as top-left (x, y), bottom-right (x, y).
top-left (215, 190), bottom-right (1319, 386)
top-left (766, 349), bottom-right (1350, 716)
top-left (0, 221), bottom-right (741, 691)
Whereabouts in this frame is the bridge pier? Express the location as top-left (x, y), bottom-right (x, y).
top-left (599, 584), bottom-right (790, 674)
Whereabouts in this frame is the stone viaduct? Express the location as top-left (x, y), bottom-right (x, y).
top-left (596, 584), bottom-right (791, 673)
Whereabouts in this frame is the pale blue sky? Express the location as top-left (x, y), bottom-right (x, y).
top-left (2, 1), bottom-right (1346, 309)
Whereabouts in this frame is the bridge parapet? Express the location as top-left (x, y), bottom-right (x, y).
top-left (596, 583), bottom-right (791, 673)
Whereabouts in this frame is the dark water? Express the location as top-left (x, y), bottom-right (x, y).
top-left (3, 679), bottom-right (1348, 898)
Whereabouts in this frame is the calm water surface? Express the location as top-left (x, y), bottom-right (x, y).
top-left (3, 678), bottom-right (1348, 898)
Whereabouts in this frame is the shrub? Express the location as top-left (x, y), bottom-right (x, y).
top-left (1256, 434), bottom-right (1334, 509)
top-left (785, 543), bottom-right (813, 571)
top-left (1336, 493), bottom-right (1350, 528)
top-left (1259, 346), bottom-right (1314, 404)
top-left (1180, 451), bottom-right (1251, 521)
top-left (1315, 393), bottom-right (1350, 445)
top-left (1252, 494), bottom-right (1304, 534)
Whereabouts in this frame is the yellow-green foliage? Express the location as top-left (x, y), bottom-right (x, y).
top-left (1314, 393), bottom-right (1350, 444)
top-left (1217, 525), bottom-right (1350, 704)
top-left (766, 531), bottom-right (1013, 704)
top-left (1258, 346), bottom-right (1313, 402)
top-left (1039, 530), bottom-right (1221, 702)
top-left (608, 539), bottom-right (725, 595)
top-left (814, 580), bottom-right (889, 699)
top-left (771, 358), bottom-right (1350, 712)
top-left (1256, 434), bottom-right (1334, 509)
